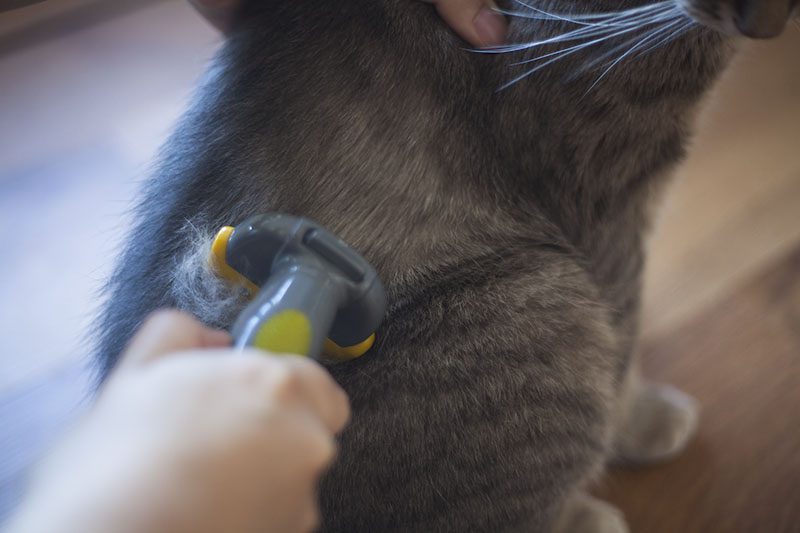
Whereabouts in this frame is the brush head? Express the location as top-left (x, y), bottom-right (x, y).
top-left (209, 213), bottom-right (386, 359)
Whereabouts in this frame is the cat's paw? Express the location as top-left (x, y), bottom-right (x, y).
top-left (613, 381), bottom-right (699, 464)
top-left (552, 492), bottom-right (629, 533)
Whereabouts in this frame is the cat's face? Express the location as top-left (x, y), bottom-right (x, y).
top-left (678, 0), bottom-right (800, 37)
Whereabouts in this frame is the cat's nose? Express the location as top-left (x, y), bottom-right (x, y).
top-left (733, 0), bottom-right (794, 38)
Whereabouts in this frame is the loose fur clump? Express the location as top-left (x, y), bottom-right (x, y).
top-left (168, 226), bottom-right (249, 329)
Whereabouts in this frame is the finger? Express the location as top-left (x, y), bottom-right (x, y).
top-left (299, 417), bottom-right (338, 476)
top-left (277, 356), bottom-right (351, 435)
top-left (424, 0), bottom-right (507, 48)
top-left (298, 493), bottom-right (321, 533)
top-left (120, 309), bottom-right (231, 369)
top-left (243, 352), bottom-right (351, 434)
top-left (262, 470), bottom-right (321, 533)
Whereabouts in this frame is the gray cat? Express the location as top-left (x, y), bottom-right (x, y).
top-left (95, 0), bottom-right (797, 530)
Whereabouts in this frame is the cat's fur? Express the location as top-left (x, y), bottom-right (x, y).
top-left (96, 0), bottom-right (794, 530)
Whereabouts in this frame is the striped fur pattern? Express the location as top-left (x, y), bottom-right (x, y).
top-left (94, 0), bottom-right (782, 530)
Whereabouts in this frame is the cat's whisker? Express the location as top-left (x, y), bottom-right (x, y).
top-left (633, 20), bottom-right (696, 58)
top-left (496, 7), bottom-right (595, 26)
top-left (505, 2), bottom-right (628, 28)
top-left (512, 24), bottom-right (641, 50)
top-left (482, 7), bottom-right (679, 55)
top-left (489, 1), bottom-right (694, 90)
top-left (497, 18), bottom-right (672, 89)
top-left (484, 2), bottom-right (680, 54)
top-left (508, 35), bottom-right (619, 68)
top-left (562, 29), bottom-right (659, 81)
top-left (498, 6), bottom-right (673, 31)
top-left (571, 4), bottom-right (675, 21)
top-left (477, 24), bottom-right (622, 54)
top-left (498, 48), bottom-right (582, 90)
top-left (510, 0), bottom-right (672, 18)
top-left (572, 4), bottom-right (679, 29)
top-left (504, 0), bottom-right (675, 27)
top-left (508, 21), bottom-right (663, 67)
top-left (515, 7), bottom-right (682, 68)
top-left (574, 14), bottom-right (683, 75)
top-left (583, 18), bottom-right (686, 95)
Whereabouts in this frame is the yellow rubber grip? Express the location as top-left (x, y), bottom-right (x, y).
top-left (209, 225), bottom-right (376, 361)
top-left (323, 334), bottom-right (375, 361)
top-left (253, 309), bottom-right (313, 356)
top-left (208, 226), bottom-right (260, 297)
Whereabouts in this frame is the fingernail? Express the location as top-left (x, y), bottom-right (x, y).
top-left (473, 4), bottom-right (507, 47)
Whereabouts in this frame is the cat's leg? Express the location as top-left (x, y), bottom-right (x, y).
top-left (552, 491), bottom-right (629, 533)
top-left (611, 365), bottom-right (699, 463)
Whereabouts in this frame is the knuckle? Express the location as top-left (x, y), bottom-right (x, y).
top-left (234, 353), bottom-right (308, 403)
top-left (290, 358), bottom-right (338, 391)
top-left (302, 504), bottom-right (320, 532)
top-left (231, 354), bottom-right (273, 386)
top-left (266, 361), bottom-right (304, 401)
top-left (333, 400), bottom-right (351, 433)
top-left (307, 433), bottom-right (336, 470)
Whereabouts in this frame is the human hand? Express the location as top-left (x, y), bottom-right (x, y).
top-left (189, 0), bottom-right (507, 48)
top-left (8, 310), bottom-right (349, 533)
top-left (422, 0), bottom-right (508, 47)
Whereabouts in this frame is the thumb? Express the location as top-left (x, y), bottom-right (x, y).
top-left (119, 309), bottom-right (231, 369)
top-left (424, 0), bottom-right (508, 48)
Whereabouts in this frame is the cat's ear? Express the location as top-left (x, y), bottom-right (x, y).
top-left (422, 0), bottom-right (508, 48)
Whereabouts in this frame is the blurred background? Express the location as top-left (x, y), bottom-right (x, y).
top-left (0, 0), bottom-right (221, 518)
top-left (0, 0), bottom-right (798, 529)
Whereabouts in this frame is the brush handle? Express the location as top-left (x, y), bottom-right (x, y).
top-left (231, 265), bottom-right (342, 359)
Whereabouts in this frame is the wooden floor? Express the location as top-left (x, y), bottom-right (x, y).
top-left (608, 28), bottom-right (800, 532)
top-left (0, 1), bottom-right (798, 528)
top-left (0, 0), bottom-right (220, 519)
top-left (598, 245), bottom-right (800, 532)
top-left (640, 29), bottom-right (800, 340)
